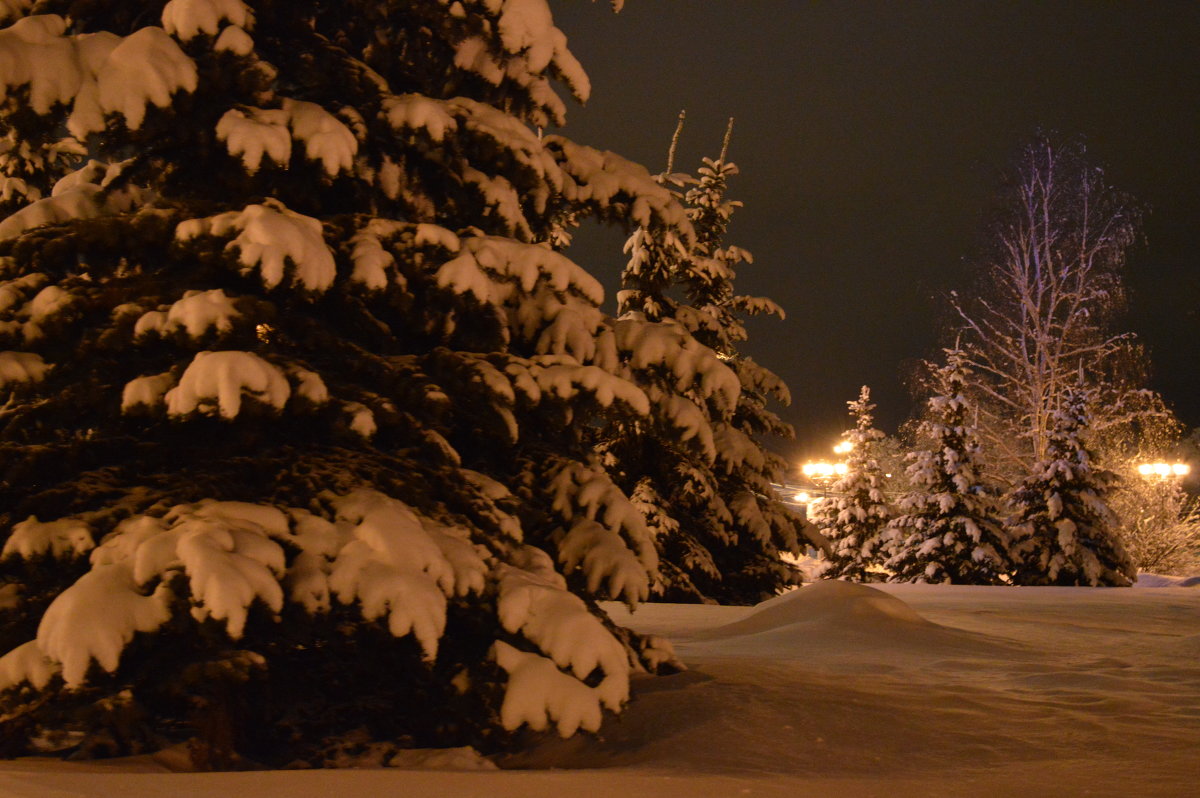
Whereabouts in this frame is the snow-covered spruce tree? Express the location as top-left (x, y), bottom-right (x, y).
top-left (813, 386), bottom-right (892, 581)
top-left (0, 0), bottom-right (710, 765)
top-left (606, 118), bottom-right (805, 604)
top-left (885, 353), bottom-right (1011, 584)
top-left (1006, 389), bottom-right (1136, 586)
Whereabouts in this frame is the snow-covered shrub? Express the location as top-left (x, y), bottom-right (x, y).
top-left (0, 0), bottom-right (693, 766)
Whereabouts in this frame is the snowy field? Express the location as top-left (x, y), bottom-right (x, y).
top-left (1, 578), bottom-right (1196, 798)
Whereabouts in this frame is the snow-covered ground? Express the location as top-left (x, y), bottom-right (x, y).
top-left (1, 579), bottom-right (1196, 797)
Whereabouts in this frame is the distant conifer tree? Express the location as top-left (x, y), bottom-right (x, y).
top-left (886, 353), bottom-right (1011, 583)
top-left (813, 387), bottom-right (892, 580)
top-left (1006, 389), bottom-right (1136, 586)
top-left (609, 116), bottom-right (807, 604)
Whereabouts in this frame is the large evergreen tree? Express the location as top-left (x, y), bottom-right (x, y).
top-left (607, 117), bottom-right (806, 604)
top-left (812, 386), bottom-right (892, 580)
top-left (0, 0), bottom-right (726, 765)
top-left (1006, 389), bottom-right (1136, 586)
top-left (885, 353), bottom-right (1010, 584)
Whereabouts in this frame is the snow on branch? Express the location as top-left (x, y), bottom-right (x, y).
top-left (492, 641), bottom-right (605, 737)
top-left (0, 160), bottom-right (141, 241)
top-left (215, 106), bottom-right (290, 174)
top-left (612, 318), bottom-right (740, 410)
top-left (497, 0), bottom-right (574, 78)
top-left (17, 284), bottom-right (69, 342)
top-left (168, 510), bottom-right (287, 637)
top-left (382, 93), bottom-right (458, 142)
top-left (161, 0), bottom-right (254, 42)
top-left (0, 350), bottom-right (48, 386)
top-left (176, 200), bottom-right (337, 292)
top-left (0, 489), bottom-right (491, 691)
top-left (447, 0), bottom-right (589, 128)
top-left (521, 358), bottom-right (650, 416)
top-left (346, 219), bottom-right (461, 290)
top-left (133, 288), bottom-right (243, 340)
top-left (545, 460), bottom-right (655, 604)
top-left (0, 15), bottom-right (197, 136)
top-left (436, 235), bottom-right (603, 307)
top-left (531, 302), bottom-right (602, 361)
top-left (1, 516), bottom-right (94, 560)
top-left (330, 489), bottom-right (486, 600)
top-left (164, 350), bottom-right (291, 418)
top-left (495, 550), bottom-right (629, 721)
top-left (0, 640), bottom-right (59, 692)
top-left (37, 563), bottom-right (174, 687)
top-left (213, 23), bottom-right (252, 54)
top-left (76, 27), bottom-right (198, 137)
top-left (557, 518), bottom-right (650, 604)
top-left (0, 273), bottom-right (45, 313)
top-left (711, 422), bottom-right (767, 473)
top-left (0, 16), bottom-right (80, 113)
top-left (546, 137), bottom-right (690, 234)
top-left (94, 27), bottom-right (197, 129)
top-left (327, 489), bottom-right (489, 659)
top-left (385, 94), bottom-right (561, 194)
top-left (0, 184), bottom-right (101, 240)
top-left (658, 393), bottom-right (716, 461)
top-left (280, 98), bottom-right (357, 177)
top-left (121, 370), bottom-right (175, 412)
top-left (348, 218), bottom-right (406, 289)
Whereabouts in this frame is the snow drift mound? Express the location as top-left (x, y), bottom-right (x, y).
top-left (688, 580), bottom-right (1022, 660)
top-left (698, 580), bottom-right (927, 639)
top-left (1135, 573), bottom-right (1200, 587)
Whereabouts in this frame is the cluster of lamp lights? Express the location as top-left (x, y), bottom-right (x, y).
top-left (1137, 462), bottom-right (1191, 479)
top-left (795, 440), bottom-right (854, 503)
top-left (801, 460), bottom-right (848, 482)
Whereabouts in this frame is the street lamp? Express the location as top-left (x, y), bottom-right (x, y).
top-left (1135, 461), bottom-right (1190, 532)
top-left (801, 460), bottom-right (847, 501)
top-left (1136, 462), bottom-right (1190, 479)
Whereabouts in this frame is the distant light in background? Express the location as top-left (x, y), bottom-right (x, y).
top-left (1137, 462), bottom-right (1190, 479)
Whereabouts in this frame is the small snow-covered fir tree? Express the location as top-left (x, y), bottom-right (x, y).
top-left (813, 386), bottom-right (892, 581)
top-left (607, 118), bottom-right (806, 604)
top-left (885, 353), bottom-right (1010, 584)
top-left (0, 0), bottom-right (709, 765)
top-left (1006, 389), bottom-right (1136, 586)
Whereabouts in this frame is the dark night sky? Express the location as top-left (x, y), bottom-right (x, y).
top-left (547, 1), bottom-right (1200, 464)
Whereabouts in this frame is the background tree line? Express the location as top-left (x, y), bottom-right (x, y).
top-left (812, 134), bottom-right (1199, 584)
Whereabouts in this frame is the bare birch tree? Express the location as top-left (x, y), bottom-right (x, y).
top-left (947, 134), bottom-right (1164, 485)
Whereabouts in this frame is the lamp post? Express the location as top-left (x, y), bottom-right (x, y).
top-left (1135, 461), bottom-right (1191, 529)
top-left (794, 440), bottom-right (852, 520)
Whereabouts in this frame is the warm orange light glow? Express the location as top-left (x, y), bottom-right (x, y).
top-left (1137, 461), bottom-right (1190, 479)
